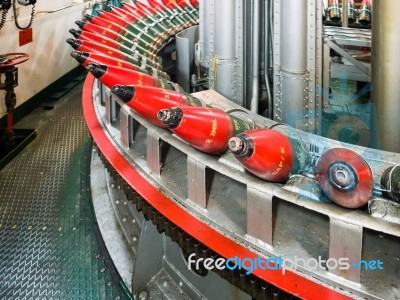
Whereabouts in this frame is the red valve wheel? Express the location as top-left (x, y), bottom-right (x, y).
top-left (316, 148), bottom-right (374, 208)
top-left (0, 53), bottom-right (30, 68)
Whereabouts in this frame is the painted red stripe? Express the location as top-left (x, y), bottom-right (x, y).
top-left (82, 74), bottom-right (352, 300)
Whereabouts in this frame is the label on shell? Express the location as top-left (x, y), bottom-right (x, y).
top-left (230, 115), bottom-right (254, 136)
top-left (184, 94), bottom-right (204, 107)
top-left (288, 137), bottom-right (309, 174)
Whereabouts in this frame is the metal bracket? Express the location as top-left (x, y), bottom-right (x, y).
top-left (120, 109), bottom-right (132, 149)
top-left (131, 220), bottom-right (164, 295)
top-left (247, 185), bottom-right (273, 246)
top-left (325, 38), bottom-right (371, 77)
top-left (187, 157), bottom-right (208, 208)
top-left (147, 130), bottom-right (162, 176)
top-left (105, 90), bottom-right (117, 124)
top-left (329, 218), bottom-right (363, 283)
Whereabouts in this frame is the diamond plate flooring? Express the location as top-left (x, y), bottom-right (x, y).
top-left (0, 80), bottom-right (129, 300)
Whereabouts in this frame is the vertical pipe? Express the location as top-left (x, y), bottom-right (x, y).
top-left (342, 0), bottom-right (348, 27)
top-left (213, 0), bottom-right (242, 104)
top-left (265, 0), bottom-right (273, 118)
top-left (250, 0), bottom-right (261, 113)
top-left (371, 0), bottom-right (400, 153)
top-left (203, 0), bottom-right (210, 64)
top-left (214, 0), bottom-right (236, 58)
top-left (280, 0), bottom-right (308, 127)
top-left (199, 0), bottom-right (205, 60)
top-left (199, 0), bottom-right (210, 66)
top-left (260, 1), bottom-right (266, 76)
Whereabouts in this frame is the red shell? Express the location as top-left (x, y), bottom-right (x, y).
top-left (86, 16), bottom-right (124, 35)
top-left (147, 0), bottom-right (166, 12)
top-left (73, 52), bottom-right (139, 71)
top-left (93, 65), bottom-right (157, 89)
top-left (79, 22), bottom-right (121, 42)
top-left (316, 148), bottom-right (373, 208)
top-left (171, 107), bottom-right (234, 154)
top-left (109, 6), bottom-right (140, 22)
top-left (234, 129), bottom-right (294, 182)
top-left (125, 87), bottom-right (198, 128)
top-left (97, 11), bottom-right (128, 27)
top-left (121, 3), bottom-right (148, 18)
top-left (74, 40), bottom-right (130, 62)
top-left (161, 0), bottom-right (178, 10)
top-left (189, 0), bottom-right (199, 7)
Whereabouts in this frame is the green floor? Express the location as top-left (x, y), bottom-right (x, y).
top-left (0, 81), bottom-right (130, 299)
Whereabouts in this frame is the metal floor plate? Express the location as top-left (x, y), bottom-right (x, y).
top-left (0, 81), bottom-right (128, 299)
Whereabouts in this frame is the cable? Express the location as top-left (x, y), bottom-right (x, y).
top-left (0, 9), bottom-right (8, 31)
top-left (12, 0), bottom-right (35, 30)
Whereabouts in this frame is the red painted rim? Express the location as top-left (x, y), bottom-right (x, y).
top-left (82, 74), bottom-right (352, 300)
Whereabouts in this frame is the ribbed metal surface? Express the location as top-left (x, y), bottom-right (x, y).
top-left (0, 82), bottom-right (126, 300)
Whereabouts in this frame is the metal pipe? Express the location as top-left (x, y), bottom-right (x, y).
top-left (198, 0), bottom-right (210, 67)
top-left (265, 0), bottom-right (273, 118)
top-left (371, 0), bottom-right (400, 153)
top-left (35, 3), bottom-right (83, 15)
top-left (212, 0), bottom-right (242, 105)
top-left (281, 0), bottom-right (307, 71)
top-left (259, 0), bottom-right (266, 109)
top-left (280, 0), bottom-right (308, 127)
top-left (342, 0), bottom-right (348, 27)
top-left (260, 1), bottom-right (266, 74)
top-left (250, 0), bottom-right (261, 113)
top-left (214, 0), bottom-right (236, 58)
top-left (199, 0), bottom-right (205, 58)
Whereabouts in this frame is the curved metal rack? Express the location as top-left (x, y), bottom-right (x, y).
top-left (83, 73), bottom-right (400, 299)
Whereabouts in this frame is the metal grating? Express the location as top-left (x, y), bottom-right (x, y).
top-left (0, 82), bottom-right (127, 300)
